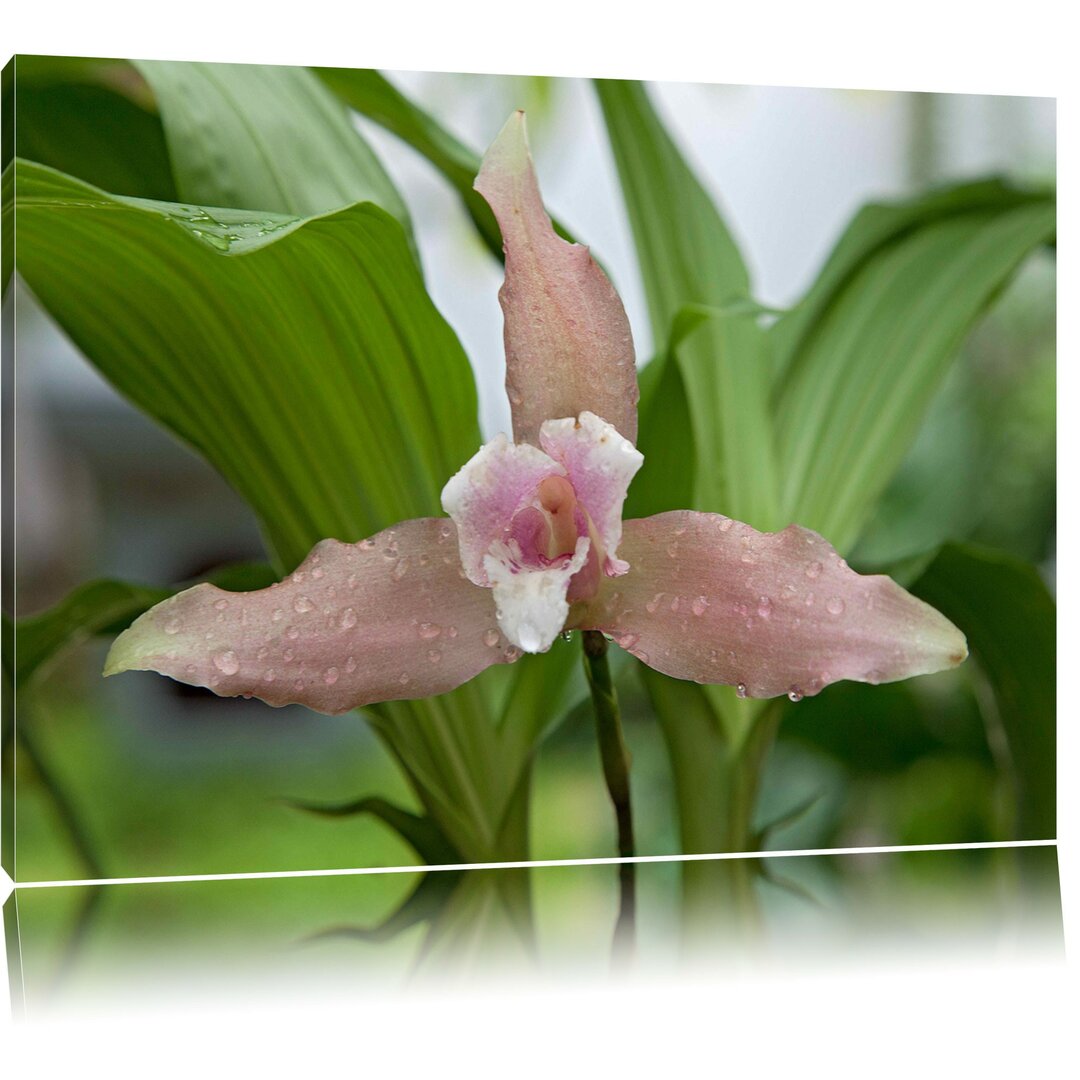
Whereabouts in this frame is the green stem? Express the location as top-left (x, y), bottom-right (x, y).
top-left (581, 630), bottom-right (635, 960)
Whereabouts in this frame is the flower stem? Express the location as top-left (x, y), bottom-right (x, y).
top-left (581, 630), bottom-right (635, 960)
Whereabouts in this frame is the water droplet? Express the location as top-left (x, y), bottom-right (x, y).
top-left (646, 592), bottom-right (664, 614)
top-left (757, 596), bottom-right (773, 619)
top-left (805, 561), bottom-right (822, 579)
top-left (438, 523), bottom-right (453, 544)
top-left (734, 602), bottom-right (749, 618)
top-left (446, 625), bottom-right (458, 639)
top-left (324, 667), bottom-right (339, 685)
top-left (257, 647), bottom-right (268, 660)
top-left (164, 619), bottom-right (180, 635)
top-left (507, 385), bottom-right (523, 406)
top-left (347, 575), bottom-right (358, 589)
top-left (805, 593), bottom-right (815, 607)
top-left (691, 596), bottom-right (709, 616)
top-left (293, 596), bottom-right (314, 614)
top-left (383, 541), bottom-right (399, 558)
top-left (398, 673), bottom-right (410, 686)
top-left (212, 649), bottom-right (239, 675)
top-left (614, 632), bottom-right (640, 651)
top-left (293, 679), bottom-right (305, 692)
top-left (719, 518), bottom-right (733, 532)
top-left (359, 538), bottom-right (376, 551)
top-left (736, 683), bottom-right (748, 699)
top-left (339, 607), bottom-right (358, 630)
top-left (392, 558), bottom-right (409, 581)
top-left (560, 630), bottom-right (573, 643)
top-left (669, 596), bottom-right (680, 613)
top-left (214, 598), bottom-right (229, 611)
top-left (418, 622), bottom-right (441, 640)
top-left (826, 596), bottom-right (845, 615)
top-left (292, 571), bottom-right (306, 585)
top-left (265, 670), bottom-right (275, 683)
top-left (271, 608), bottom-right (285, 621)
top-left (503, 645), bottom-right (522, 662)
top-left (666, 543), bottom-right (679, 559)
top-left (788, 688), bottom-right (804, 703)
top-left (483, 629), bottom-right (500, 647)
top-left (427, 650), bottom-right (442, 664)
top-left (311, 567), bottom-right (324, 580)
top-left (345, 656), bottom-right (357, 673)
top-left (286, 625), bottom-right (300, 640)
top-left (418, 554), bottom-right (430, 567)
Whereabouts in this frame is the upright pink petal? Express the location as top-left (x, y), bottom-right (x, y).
top-left (441, 433), bottom-right (563, 585)
top-left (539, 412), bottom-right (643, 573)
top-left (575, 511), bottom-right (968, 699)
top-left (104, 520), bottom-right (518, 715)
top-left (475, 111), bottom-right (639, 446)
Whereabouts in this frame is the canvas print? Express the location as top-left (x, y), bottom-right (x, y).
top-left (1, 57), bottom-right (1058, 1000)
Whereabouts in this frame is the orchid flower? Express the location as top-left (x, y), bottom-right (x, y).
top-left (105, 112), bottom-right (967, 713)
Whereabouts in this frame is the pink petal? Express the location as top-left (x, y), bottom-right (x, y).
top-left (475, 111), bottom-right (639, 446)
top-left (441, 433), bottom-right (563, 586)
top-left (539, 412), bottom-right (643, 573)
top-left (104, 520), bottom-right (519, 715)
top-left (575, 511), bottom-right (968, 699)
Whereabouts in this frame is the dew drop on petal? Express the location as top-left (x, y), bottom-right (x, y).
top-left (283, 648), bottom-right (295, 662)
top-left (265, 670), bottom-right (275, 683)
top-left (503, 646), bottom-right (522, 662)
top-left (311, 567), bottom-right (324, 580)
top-left (483, 629), bottom-right (500, 647)
top-left (427, 650), bottom-right (442, 664)
top-left (185, 664), bottom-right (196, 675)
top-left (669, 596), bottom-right (680, 613)
top-left (826, 596), bottom-right (845, 616)
top-left (757, 596), bottom-right (773, 619)
top-left (164, 619), bottom-right (180, 635)
top-left (345, 656), bottom-right (357, 673)
top-left (805, 561), bottom-right (822, 580)
top-left (646, 593), bottom-right (664, 614)
top-left (271, 608), bottom-right (284, 622)
top-left (212, 649), bottom-right (239, 675)
top-left (736, 682), bottom-right (748, 699)
top-left (398, 673), bottom-right (410, 686)
top-left (339, 607), bottom-right (358, 630)
top-left (692, 596), bottom-right (709, 616)
top-left (286, 625), bottom-right (300, 640)
top-left (214, 598), bottom-right (229, 611)
top-left (293, 596), bottom-right (314, 614)
top-left (293, 679), bottom-right (305, 692)
top-left (788, 688), bottom-right (804, 703)
top-left (418, 622), bottom-right (441, 640)
top-left (447, 626), bottom-right (458, 639)
top-left (392, 558), bottom-right (409, 581)
top-left (324, 667), bottom-right (339, 685)
top-left (359, 538), bottom-right (376, 551)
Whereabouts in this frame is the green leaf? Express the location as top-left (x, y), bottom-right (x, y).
top-left (15, 160), bottom-right (577, 865)
top-left (593, 78), bottom-right (750, 346)
top-left (14, 57), bottom-right (176, 201)
top-left (133, 61), bottom-right (411, 237)
top-left (313, 66), bottom-right (500, 259)
top-left (910, 543), bottom-right (1055, 840)
top-left (10, 564), bottom-right (276, 689)
top-left (313, 67), bottom-right (581, 261)
top-left (772, 183), bottom-right (1055, 553)
top-left (283, 795), bottom-right (460, 864)
top-left (16, 160), bottom-right (478, 572)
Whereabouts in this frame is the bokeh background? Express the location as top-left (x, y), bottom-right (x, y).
top-left (10, 72), bottom-right (1055, 889)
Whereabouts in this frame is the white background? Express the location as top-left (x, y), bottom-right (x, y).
top-left (2, 1), bottom-right (1076, 1074)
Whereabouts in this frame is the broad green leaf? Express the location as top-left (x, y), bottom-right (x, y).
top-left (911, 543), bottom-right (1055, 840)
top-left (593, 79), bottom-right (750, 343)
top-left (10, 564), bottom-right (275, 689)
top-left (16, 160), bottom-right (477, 572)
top-left (594, 80), bottom-right (777, 532)
top-left (313, 67), bottom-right (581, 260)
top-left (14, 58), bottom-right (176, 201)
top-left (133, 61), bottom-right (411, 237)
top-left (15, 160), bottom-right (578, 865)
top-left (773, 184), bottom-right (1055, 553)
